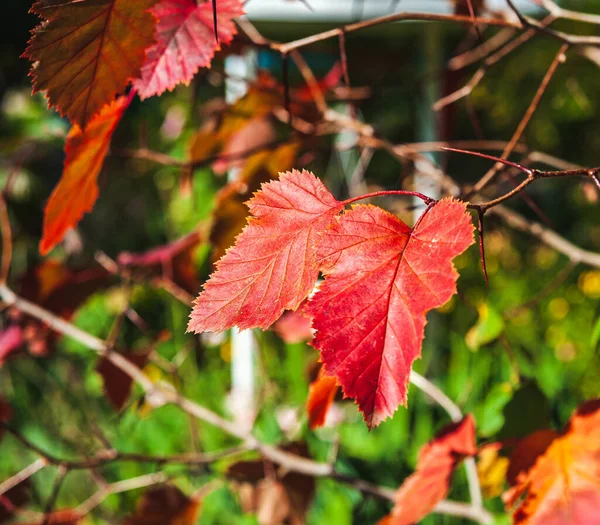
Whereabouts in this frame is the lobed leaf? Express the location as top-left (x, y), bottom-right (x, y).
top-left (25, 0), bottom-right (157, 128)
top-left (188, 170), bottom-right (344, 332)
top-left (308, 200), bottom-right (474, 427)
top-left (135, 0), bottom-right (244, 99)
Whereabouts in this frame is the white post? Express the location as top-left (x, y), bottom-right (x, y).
top-left (224, 50), bottom-right (258, 433)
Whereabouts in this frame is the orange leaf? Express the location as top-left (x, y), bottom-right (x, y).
top-left (25, 0), bottom-right (157, 128)
top-left (40, 96), bottom-right (129, 255)
top-left (306, 369), bottom-right (338, 430)
top-left (504, 399), bottom-right (600, 525)
top-left (506, 429), bottom-right (558, 486)
top-left (381, 415), bottom-right (477, 525)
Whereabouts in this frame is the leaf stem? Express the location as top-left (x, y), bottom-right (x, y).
top-left (343, 190), bottom-right (434, 206)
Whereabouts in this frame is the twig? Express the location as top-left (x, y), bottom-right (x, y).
top-left (0, 458), bottom-right (47, 497)
top-left (489, 206), bottom-right (600, 268)
top-left (76, 472), bottom-right (168, 516)
top-left (467, 43), bottom-right (569, 196)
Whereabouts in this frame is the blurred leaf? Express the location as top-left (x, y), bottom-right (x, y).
top-left (39, 96), bottom-right (130, 254)
top-left (125, 485), bottom-right (201, 525)
top-left (477, 442), bottom-right (509, 498)
top-left (306, 368), bottom-right (338, 430)
top-left (96, 351), bottom-right (149, 411)
top-left (466, 303), bottom-right (504, 350)
top-left (504, 399), bottom-right (600, 524)
top-left (498, 382), bottom-right (551, 440)
top-left (380, 416), bottom-right (477, 525)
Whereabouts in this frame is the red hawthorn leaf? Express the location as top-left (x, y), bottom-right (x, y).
top-left (40, 96), bottom-right (130, 255)
top-left (210, 141), bottom-right (300, 262)
top-left (308, 199), bottom-right (474, 427)
top-left (503, 399), bottom-right (600, 525)
top-left (306, 368), bottom-right (338, 430)
top-left (96, 352), bottom-right (149, 410)
top-left (25, 0), bottom-right (157, 129)
top-left (125, 485), bottom-right (200, 525)
top-left (188, 170), bottom-right (344, 332)
top-left (135, 0), bottom-right (244, 99)
top-left (381, 415), bottom-right (477, 525)
top-left (117, 230), bottom-right (203, 294)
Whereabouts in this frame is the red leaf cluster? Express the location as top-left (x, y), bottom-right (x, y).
top-left (189, 170), bottom-right (474, 426)
top-left (27, 0), bottom-right (243, 254)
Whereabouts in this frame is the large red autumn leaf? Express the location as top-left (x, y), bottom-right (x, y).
top-left (25, 0), bottom-right (157, 129)
top-left (40, 95), bottom-right (129, 255)
top-left (504, 399), bottom-right (600, 525)
top-left (135, 0), bottom-right (244, 99)
top-left (187, 170), bottom-right (344, 332)
top-left (308, 200), bottom-right (474, 427)
top-left (381, 415), bottom-right (477, 525)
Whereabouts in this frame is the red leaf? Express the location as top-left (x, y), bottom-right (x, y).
top-left (187, 170), bottom-right (344, 332)
top-left (125, 485), bottom-right (200, 525)
top-left (381, 415), bottom-right (477, 525)
top-left (25, 0), bottom-right (157, 128)
top-left (295, 62), bottom-right (343, 103)
top-left (40, 96), bottom-right (129, 255)
top-left (504, 399), bottom-right (600, 525)
top-left (306, 368), bottom-right (338, 430)
top-left (308, 199), bottom-right (474, 427)
top-left (135, 0), bottom-right (244, 99)
top-left (96, 352), bottom-right (149, 410)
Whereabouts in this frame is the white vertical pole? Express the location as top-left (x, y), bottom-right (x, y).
top-left (224, 50), bottom-right (258, 433)
top-left (413, 27), bottom-right (442, 219)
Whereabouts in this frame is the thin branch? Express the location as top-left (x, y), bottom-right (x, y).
top-left (468, 43), bottom-right (569, 196)
top-left (76, 472), bottom-right (168, 516)
top-left (0, 458), bottom-right (47, 497)
top-left (489, 206), bottom-right (600, 268)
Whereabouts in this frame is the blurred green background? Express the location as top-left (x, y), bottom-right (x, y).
top-left (0, 1), bottom-right (599, 523)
